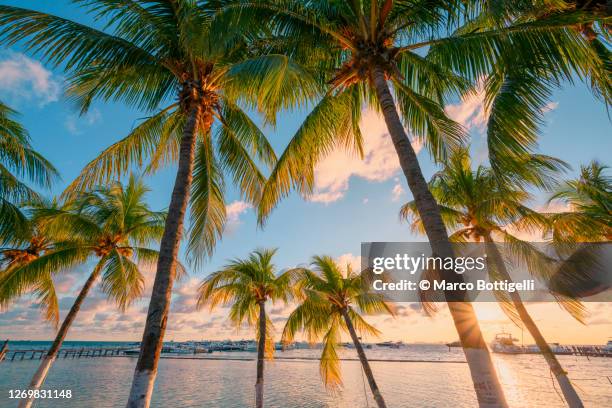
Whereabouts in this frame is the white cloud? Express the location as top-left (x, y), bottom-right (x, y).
top-left (64, 108), bottom-right (102, 135)
top-left (391, 179), bottom-right (405, 202)
top-left (445, 81), bottom-right (559, 134)
top-left (0, 51), bottom-right (60, 106)
top-left (336, 253), bottom-right (361, 272)
top-left (224, 200), bottom-right (252, 233)
top-left (445, 84), bottom-right (488, 132)
top-left (310, 109), bottom-right (423, 204)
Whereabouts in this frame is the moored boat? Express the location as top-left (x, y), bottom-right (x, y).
top-left (491, 332), bottom-right (522, 354)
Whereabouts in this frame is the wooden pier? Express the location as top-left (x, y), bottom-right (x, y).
top-left (570, 346), bottom-right (612, 358)
top-left (2, 346), bottom-right (131, 362)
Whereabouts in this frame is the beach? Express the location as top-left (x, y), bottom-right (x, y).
top-left (1, 343), bottom-right (610, 407)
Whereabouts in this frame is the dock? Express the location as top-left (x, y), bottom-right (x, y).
top-left (570, 346), bottom-right (612, 358)
top-left (2, 346), bottom-right (132, 362)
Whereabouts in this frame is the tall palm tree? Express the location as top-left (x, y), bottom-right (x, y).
top-left (549, 161), bottom-right (612, 242)
top-left (0, 3), bottom-right (313, 405)
top-left (0, 101), bottom-right (57, 243)
top-left (0, 176), bottom-right (166, 408)
top-left (197, 248), bottom-right (296, 408)
top-left (399, 148), bottom-right (585, 407)
top-left (219, 2), bottom-right (604, 405)
top-left (283, 256), bottom-right (394, 408)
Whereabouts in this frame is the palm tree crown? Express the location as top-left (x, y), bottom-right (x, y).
top-left (398, 148), bottom-right (583, 317)
top-left (198, 248), bottom-right (295, 336)
top-left (0, 202), bottom-right (61, 325)
top-left (217, 0), bottom-right (607, 219)
top-left (549, 161), bottom-right (612, 241)
top-left (399, 148), bottom-right (564, 242)
top-left (0, 175), bottom-right (166, 313)
top-left (0, 1), bottom-right (314, 259)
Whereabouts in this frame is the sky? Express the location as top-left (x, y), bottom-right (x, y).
top-left (0, 1), bottom-right (611, 345)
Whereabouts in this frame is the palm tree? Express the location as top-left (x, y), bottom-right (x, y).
top-left (283, 255), bottom-right (394, 408)
top-left (549, 161), bottom-right (611, 242)
top-left (399, 148), bottom-right (585, 407)
top-left (0, 101), bottom-right (57, 243)
top-left (0, 176), bottom-right (166, 408)
top-left (0, 201), bottom-right (61, 326)
top-left (0, 3), bottom-right (313, 404)
top-left (197, 248), bottom-right (296, 408)
top-left (218, 2), bottom-right (603, 405)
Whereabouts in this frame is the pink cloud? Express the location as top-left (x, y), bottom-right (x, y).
top-left (445, 84), bottom-right (488, 132)
top-left (310, 109), bottom-right (423, 203)
top-left (336, 253), bottom-right (361, 272)
top-left (224, 200), bottom-right (252, 233)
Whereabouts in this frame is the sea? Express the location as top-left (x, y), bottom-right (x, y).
top-left (0, 341), bottom-right (610, 407)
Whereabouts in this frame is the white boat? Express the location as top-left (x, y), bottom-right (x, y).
top-left (604, 340), bottom-right (612, 352)
top-left (491, 332), bottom-right (522, 354)
top-left (376, 341), bottom-right (402, 349)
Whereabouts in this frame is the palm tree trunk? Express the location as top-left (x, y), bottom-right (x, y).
top-left (127, 105), bottom-right (202, 408)
top-left (0, 339), bottom-right (8, 363)
top-left (256, 300), bottom-right (266, 408)
top-left (341, 308), bottom-right (387, 408)
top-left (483, 235), bottom-right (584, 407)
top-left (372, 66), bottom-right (508, 408)
top-left (19, 263), bottom-right (103, 408)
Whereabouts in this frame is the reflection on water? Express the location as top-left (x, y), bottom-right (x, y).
top-left (0, 345), bottom-right (610, 407)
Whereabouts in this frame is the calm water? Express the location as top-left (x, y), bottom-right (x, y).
top-left (0, 343), bottom-right (610, 407)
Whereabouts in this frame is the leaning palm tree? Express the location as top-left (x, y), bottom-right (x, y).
top-left (549, 161), bottom-right (612, 242)
top-left (197, 248), bottom-right (296, 408)
top-left (219, 2), bottom-right (604, 405)
top-left (283, 255), bottom-right (394, 408)
top-left (399, 148), bottom-right (585, 407)
top-left (0, 3), bottom-right (314, 405)
top-left (0, 101), bottom-right (57, 242)
top-left (0, 176), bottom-right (166, 408)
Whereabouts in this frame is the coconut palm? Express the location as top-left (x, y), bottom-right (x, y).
top-left (283, 255), bottom-right (394, 408)
top-left (197, 248), bottom-right (297, 408)
top-left (0, 101), bottom-right (57, 243)
top-left (399, 148), bottom-right (585, 407)
top-left (217, 2), bottom-right (603, 405)
top-left (0, 176), bottom-right (166, 408)
top-left (0, 3), bottom-right (316, 404)
top-left (549, 161), bottom-right (612, 242)
top-left (0, 201), bottom-right (62, 326)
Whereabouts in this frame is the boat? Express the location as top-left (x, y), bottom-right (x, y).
top-left (275, 342), bottom-right (295, 351)
top-left (491, 332), bottom-right (522, 354)
top-left (445, 340), bottom-right (462, 348)
top-left (375, 341), bottom-right (402, 349)
top-left (604, 340), bottom-right (612, 353)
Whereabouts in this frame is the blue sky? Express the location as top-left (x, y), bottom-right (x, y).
top-left (1, 1), bottom-right (611, 343)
